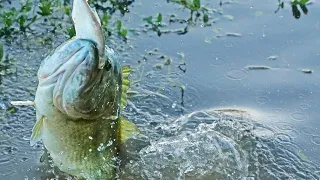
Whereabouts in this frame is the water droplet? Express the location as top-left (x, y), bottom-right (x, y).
top-left (210, 56), bottom-right (226, 67)
top-left (89, 149), bottom-right (92, 152)
top-left (311, 136), bottom-right (320, 145)
top-left (172, 103), bottom-right (176, 108)
top-left (224, 68), bottom-right (249, 80)
top-left (106, 140), bottom-right (113, 147)
top-left (97, 143), bottom-right (105, 151)
top-left (289, 112), bottom-right (308, 122)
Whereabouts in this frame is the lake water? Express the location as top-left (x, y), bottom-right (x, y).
top-left (0, 0), bottom-right (320, 179)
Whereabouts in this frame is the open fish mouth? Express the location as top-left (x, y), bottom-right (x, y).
top-left (36, 38), bottom-right (117, 120)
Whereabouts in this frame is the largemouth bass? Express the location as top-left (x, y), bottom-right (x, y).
top-left (30, 0), bottom-right (137, 179)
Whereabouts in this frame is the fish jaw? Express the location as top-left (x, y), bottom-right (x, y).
top-left (72, 0), bottom-right (105, 69)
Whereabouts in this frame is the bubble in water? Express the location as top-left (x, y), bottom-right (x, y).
top-left (300, 103), bottom-right (311, 110)
top-left (224, 68), bottom-right (249, 81)
top-left (256, 96), bottom-right (269, 105)
top-left (289, 112), bottom-right (308, 122)
top-left (301, 127), bottom-right (316, 136)
top-left (210, 56), bottom-right (226, 67)
top-left (212, 76), bottom-right (242, 91)
top-left (311, 136), bottom-right (320, 145)
top-left (274, 133), bottom-right (292, 143)
top-left (224, 41), bottom-right (235, 48)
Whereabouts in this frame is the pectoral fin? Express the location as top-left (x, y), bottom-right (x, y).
top-left (30, 116), bottom-right (45, 146)
top-left (118, 116), bottom-right (140, 144)
top-left (121, 65), bottom-right (132, 110)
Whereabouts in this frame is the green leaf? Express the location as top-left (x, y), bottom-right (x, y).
top-left (300, 0), bottom-right (309, 5)
top-left (20, 0), bottom-right (32, 12)
top-left (102, 14), bottom-right (109, 26)
top-left (38, 1), bottom-right (52, 16)
top-left (116, 20), bottom-right (122, 32)
top-left (67, 25), bottom-right (76, 38)
top-left (193, 0), bottom-right (201, 10)
top-left (143, 16), bottom-right (153, 24)
top-left (0, 42), bottom-right (3, 62)
top-left (64, 5), bottom-right (71, 16)
top-left (120, 29), bottom-right (128, 37)
top-left (203, 13), bottom-right (209, 23)
top-left (157, 13), bottom-right (162, 23)
top-left (291, 0), bottom-right (299, 6)
top-left (292, 5), bottom-right (301, 19)
top-left (300, 4), bottom-right (308, 14)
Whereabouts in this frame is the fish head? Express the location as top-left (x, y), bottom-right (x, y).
top-left (72, 0), bottom-right (105, 69)
top-left (36, 38), bottom-right (122, 120)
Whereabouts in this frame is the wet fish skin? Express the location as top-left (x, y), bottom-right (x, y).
top-left (34, 38), bottom-right (122, 179)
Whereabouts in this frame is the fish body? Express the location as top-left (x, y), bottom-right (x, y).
top-left (31, 0), bottom-right (135, 179)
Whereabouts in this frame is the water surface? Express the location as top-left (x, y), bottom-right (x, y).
top-left (0, 0), bottom-right (320, 179)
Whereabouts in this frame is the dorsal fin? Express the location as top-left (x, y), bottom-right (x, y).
top-left (118, 116), bottom-right (140, 144)
top-left (121, 65), bottom-right (132, 110)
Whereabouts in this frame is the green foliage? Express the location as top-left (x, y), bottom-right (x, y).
top-left (203, 13), bottom-right (208, 23)
top-left (38, 0), bottom-right (53, 16)
top-left (275, 0), bottom-right (309, 19)
top-left (116, 20), bottom-right (128, 38)
top-left (0, 0), bottom-right (311, 40)
top-left (67, 25), bottom-right (76, 38)
top-left (157, 13), bottom-right (162, 23)
top-left (0, 42), bottom-right (3, 62)
top-left (173, 0), bottom-right (201, 11)
top-left (102, 14), bottom-right (110, 26)
top-left (143, 13), bottom-right (164, 36)
top-left (0, 0), bottom-right (38, 37)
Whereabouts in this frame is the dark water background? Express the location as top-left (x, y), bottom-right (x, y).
top-left (0, 0), bottom-right (320, 179)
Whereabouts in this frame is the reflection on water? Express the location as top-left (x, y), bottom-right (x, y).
top-left (1, 0), bottom-right (320, 179)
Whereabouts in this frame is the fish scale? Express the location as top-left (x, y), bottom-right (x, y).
top-left (30, 0), bottom-right (137, 178)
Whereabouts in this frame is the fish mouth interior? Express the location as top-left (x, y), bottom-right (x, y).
top-left (38, 39), bottom-right (99, 87)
